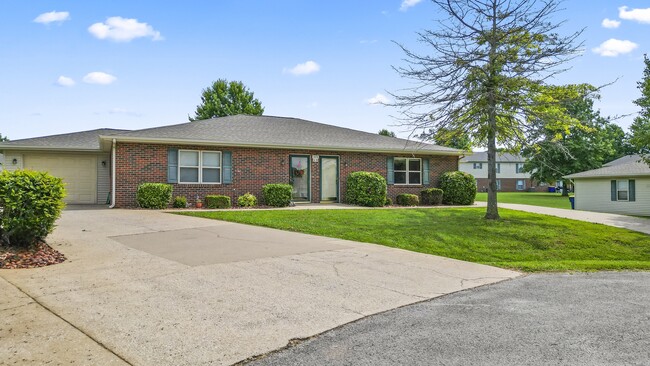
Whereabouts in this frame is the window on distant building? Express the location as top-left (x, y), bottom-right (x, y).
top-left (516, 179), bottom-right (525, 190)
top-left (516, 163), bottom-right (525, 174)
top-left (473, 162), bottom-right (483, 169)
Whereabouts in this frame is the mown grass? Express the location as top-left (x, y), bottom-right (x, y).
top-left (475, 192), bottom-right (572, 209)
top-left (176, 208), bottom-right (650, 272)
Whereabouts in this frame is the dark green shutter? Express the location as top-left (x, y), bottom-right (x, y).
top-left (629, 180), bottom-right (636, 202)
top-left (167, 148), bottom-right (178, 183)
top-left (611, 180), bottom-right (616, 201)
top-left (223, 151), bottom-right (232, 184)
top-left (422, 159), bottom-right (430, 185)
top-left (387, 157), bottom-right (394, 185)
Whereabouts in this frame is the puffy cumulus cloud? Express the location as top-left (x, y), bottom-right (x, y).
top-left (56, 76), bottom-right (75, 87)
top-left (82, 72), bottom-right (117, 85)
top-left (619, 6), bottom-right (650, 24)
top-left (88, 17), bottom-right (163, 42)
top-left (33, 11), bottom-right (70, 24)
top-left (601, 18), bottom-right (621, 29)
top-left (365, 93), bottom-right (391, 105)
top-left (283, 61), bottom-right (320, 76)
top-left (592, 39), bottom-right (638, 57)
top-left (400, 0), bottom-right (422, 11)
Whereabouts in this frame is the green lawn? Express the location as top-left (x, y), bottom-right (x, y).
top-left (476, 192), bottom-right (572, 209)
top-left (177, 208), bottom-right (650, 272)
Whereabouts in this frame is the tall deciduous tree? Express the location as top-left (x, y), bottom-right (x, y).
top-left (390, 0), bottom-right (583, 219)
top-left (431, 128), bottom-right (472, 150)
top-left (523, 86), bottom-right (632, 195)
top-left (630, 54), bottom-right (650, 163)
top-left (190, 79), bottom-right (264, 121)
top-left (0, 134), bottom-right (7, 142)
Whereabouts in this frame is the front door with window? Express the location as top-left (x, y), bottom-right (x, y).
top-left (290, 155), bottom-right (310, 202)
top-left (320, 156), bottom-right (339, 202)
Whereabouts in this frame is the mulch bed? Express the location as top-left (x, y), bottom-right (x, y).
top-left (0, 241), bottom-right (66, 269)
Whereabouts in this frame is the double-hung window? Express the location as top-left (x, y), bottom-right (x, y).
top-left (473, 162), bottom-right (483, 169)
top-left (516, 179), bottom-right (525, 190)
top-left (617, 180), bottom-right (629, 201)
top-left (179, 150), bottom-right (221, 184)
top-left (516, 163), bottom-right (525, 173)
top-left (496, 163), bottom-right (501, 174)
top-left (394, 158), bottom-right (421, 185)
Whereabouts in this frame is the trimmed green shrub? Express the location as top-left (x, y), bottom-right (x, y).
top-left (385, 197), bottom-right (393, 206)
top-left (346, 171), bottom-right (387, 207)
top-left (439, 171), bottom-right (477, 205)
top-left (262, 184), bottom-right (293, 207)
top-left (205, 195), bottom-right (231, 209)
top-left (396, 193), bottom-right (419, 206)
top-left (421, 188), bottom-right (444, 205)
top-left (136, 183), bottom-right (172, 209)
top-left (173, 196), bottom-right (187, 208)
top-left (237, 192), bottom-right (257, 207)
top-left (0, 170), bottom-right (66, 247)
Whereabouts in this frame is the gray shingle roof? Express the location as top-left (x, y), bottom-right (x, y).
top-left (603, 154), bottom-right (643, 167)
top-left (565, 156), bottom-right (650, 178)
top-left (102, 115), bottom-right (462, 155)
top-left (0, 128), bottom-right (128, 151)
top-left (460, 151), bottom-right (524, 163)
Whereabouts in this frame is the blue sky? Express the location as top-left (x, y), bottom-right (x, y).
top-left (1, 0), bottom-right (649, 140)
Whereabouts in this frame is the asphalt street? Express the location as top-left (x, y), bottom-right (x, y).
top-left (247, 272), bottom-right (650, 366)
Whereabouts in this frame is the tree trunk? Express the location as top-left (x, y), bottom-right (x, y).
top-left (561, 179), bottom-right (569, 196)
top-left (484, 0), bottom-right (500, 220)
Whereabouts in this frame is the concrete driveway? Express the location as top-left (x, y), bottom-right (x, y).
top-left (0, 209), bottom-right (519, 365)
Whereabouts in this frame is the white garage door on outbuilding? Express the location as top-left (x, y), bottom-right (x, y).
top-left (24, 154), bottom-right (98, 204)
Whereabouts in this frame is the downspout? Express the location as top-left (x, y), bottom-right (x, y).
top-left (109, 139), bottom-right (117, 208)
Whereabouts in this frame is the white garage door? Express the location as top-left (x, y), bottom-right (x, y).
top-left (24, 154), bottom-right (97, 204)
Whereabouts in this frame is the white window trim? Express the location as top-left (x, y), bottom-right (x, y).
top-left (394, 157), bottom-right (422, 185)
top-left (178, 150), bottom-right (222, 184)
top-left (616, 179), bottom-right (629, 202)
top-left (516, 179), bottom-right (525, 191)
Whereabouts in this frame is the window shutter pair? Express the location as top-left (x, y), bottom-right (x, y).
top-left (167, 148), bottom-right (232, 184)
top-left (386, 157), bottom-right (430, 185)
top-left (610, 179), bottom-right (636, 201)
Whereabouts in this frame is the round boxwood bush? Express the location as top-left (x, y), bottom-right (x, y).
top-left (173, 196), bottom-right (187, 208)
top-left (346, 171), bottom-right (387, 207)
top-left (237, 192), bottom-right (257, 207)
top-left (421, 188), bottom-right (444, 205)
top-left (205, 195), bottom-right (231, 209)
top-left (136, 183), bottom-right (173, 209)
top-left (0, 170), bottom-right (66, 247)
top-left (439, 171), bottom-right (476, 205)
top-left (263, 184), bottom-right (293, 207)
top-left (396, 193), bottom-right (419, 206)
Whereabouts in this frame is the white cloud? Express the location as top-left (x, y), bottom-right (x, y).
top-left (83, 72), bottom-right (117, 85)
top-left (365, 93), bottom-right (391, 105)
top-left (88, 17), bottom-right (163, 42)
top-left (400, 0), bottom-right (422, 11)
top-left (33, 11), bottom-right (70, 24)
top-left (601, 18), bottom-right (621, 29)
top-left (56, 76), bottom-right (75, 87)
top-left (619, 6), bottom-right (650, 24)
top-left (592, 39), bottom-right (638, 57)
top-left (283, 61), bottom-right (320, 76)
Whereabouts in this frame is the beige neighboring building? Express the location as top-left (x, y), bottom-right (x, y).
top-left (460, 152), bottom-right (546, 192)
top-left (565, 155), bottom-right (650, 216)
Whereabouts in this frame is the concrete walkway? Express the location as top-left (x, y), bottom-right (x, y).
top-left (476, 202), bottom-right (650, 235)
top-left (0, 209), bottom-right (519, 366)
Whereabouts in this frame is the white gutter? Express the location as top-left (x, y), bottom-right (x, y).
top-left (109, 139), bottom-right (117, 208)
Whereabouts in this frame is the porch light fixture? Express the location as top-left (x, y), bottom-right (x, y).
top-left (12, 158), bottom-right (18, 165)
top-left (102, 161), bottom-right (107, 167)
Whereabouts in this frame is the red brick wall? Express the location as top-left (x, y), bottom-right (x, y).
top-left (114, 142), bottom-right (459, 207)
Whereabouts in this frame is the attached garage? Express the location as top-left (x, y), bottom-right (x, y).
top-left (0, 128), bottom-right (126, 205)
top-left (24, 154), bottom-right (98, 204)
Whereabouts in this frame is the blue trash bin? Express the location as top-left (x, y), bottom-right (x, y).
top-left (548, 187), bottom-right (556, 193)
top-left (569, 197), bottom-right (575, 210)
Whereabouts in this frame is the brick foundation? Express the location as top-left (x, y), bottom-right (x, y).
top-left (114, 142), bottom-right (459, 208)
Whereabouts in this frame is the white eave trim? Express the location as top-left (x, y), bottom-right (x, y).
top-left (0, 146), bottom-right (103, 152)
top-left (97, 135), bottom-right (464, 156)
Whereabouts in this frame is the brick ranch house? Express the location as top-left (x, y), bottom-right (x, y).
top-left (0, 115), bottom-right (462, 207)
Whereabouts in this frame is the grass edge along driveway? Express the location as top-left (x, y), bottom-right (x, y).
top-left (475, 192), bottom-right (572, 209)
top-left (176, 208), bottom-right (650, 272)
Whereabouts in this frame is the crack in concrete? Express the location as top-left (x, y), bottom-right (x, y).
top-left (0, 275), bottom-right (133, 365)
top-left (0, 302), bottom-right (35, 312)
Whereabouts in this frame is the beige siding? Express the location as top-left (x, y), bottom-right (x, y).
top-left (2, 153), bottom-right (23, 171)
top-left (574, 178), bottom-right (650, 216)
top-left (96, 154), bottom-right (110, 204)
top-left (459, 161), bottom-right (531, 179)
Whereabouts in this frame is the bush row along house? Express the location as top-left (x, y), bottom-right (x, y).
top-left (0, 115), bottom-right (463, 207)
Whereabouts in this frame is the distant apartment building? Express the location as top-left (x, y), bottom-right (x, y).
top-left (459, 152), bottom-right (547, 192)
